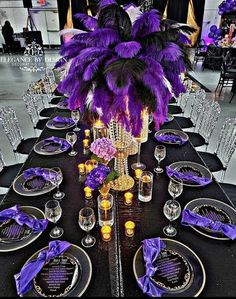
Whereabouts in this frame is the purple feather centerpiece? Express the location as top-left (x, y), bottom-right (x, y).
top-left (56, 0), bottom-right (194, 136)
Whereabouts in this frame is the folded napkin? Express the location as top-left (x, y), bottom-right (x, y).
top-left (23, 167), bottom-right (53, 181)
top-left (14, 240), bottom-right (71, 296)
top-left (166, 166), bottom-right (212, 186)
top-left (181, 209), bottom-right (236, 240)
top-left (155, 134), bottom-right (187, 145)
top-left (0, 205), bottom-right (48, 233)
top-left (43, 136), bottom-right (70, 151)
top-left (138, 238), bottom-right (166, 297)
top-left (52, 116), bottom-right (74, 126)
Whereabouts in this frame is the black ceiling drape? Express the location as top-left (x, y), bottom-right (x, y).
top-left (192, 0), bottom-right (205, 27)
top-left (57, 0), bottom-right (69, 31)
top-left (167, 0), bottom-right (190, 23)
top-left (153, 0), bottom-right (168, 14)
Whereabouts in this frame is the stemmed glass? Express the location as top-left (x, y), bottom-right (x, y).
top-left (148, 114), bottom-right (153, 133)
top-left (49, 167), bottom-right (65, 200)
top-left (78, 207), bottom-right (96, 248)
top-left (71, 110), bottom-right (81, 132)
top-left (154, 145), bottom-right (166, 173)
top-left (168, 179), bottom-right (183, 201)
top-left (163, 199), bottom-right (181, 237)
top-left (66, 132), bottom-right (77, 156)
top-left (45, 200), bottom-right (64, 238)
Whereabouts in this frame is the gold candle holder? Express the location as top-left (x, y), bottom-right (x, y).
top-left (78, 163), bottom-right (85, 175)
top-left (124, 192), bottom-right (134, 206)
top-left (101, 225), bottom-right (112, 242)
top-left (134, 169), bottom-right (143, 180)
top-left (84, 129), bottom-right (90, 138)
top-left (125, 221), bottom-right (135, 237)
top-left (85, 159), bottom-right (98, 174)
top-left (84, 186), bottom-right (93, 199)
top-left (83, 139), bottom-right (90, 150)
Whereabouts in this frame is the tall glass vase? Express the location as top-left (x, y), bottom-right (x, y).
top-left (109, 119), bottom-right (134, 191)
top-left (131, 108), bottom-right (149, 170)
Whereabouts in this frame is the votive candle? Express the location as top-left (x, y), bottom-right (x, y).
top-left (84, 129), bottom-right (90, 138)
top-left (85, 159), bottom-right (98, 174)
top-left (101, 225), bottom-right (112, 242)
top-left (125, 221), bottom-right (135, 237)
top-left (78, 163), bottom-right (85, 175)
top-left (135, 169), bottom-right (143, 180)
top-left (83, 139), bottom-right (90, 149)
top-left (84, 186), bottom-right (93, 199)
top-left (124, 192), bottom-right (134, 206)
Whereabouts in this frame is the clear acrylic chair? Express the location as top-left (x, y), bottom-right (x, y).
top-left (0, 106), bottom-right (38, 161)
top-left (198, 117), bottom-right (236, 182)
top-left (41, 73), bottom-right (61, 105)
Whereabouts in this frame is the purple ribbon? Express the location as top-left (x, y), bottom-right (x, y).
top-left (52, 116), bottom-right (74, 126)
top-left (138, 238), bottom-right (166, 297)
top-left (182, 209), bottom-right (236, 240)
top-left (14, 240), bottom-right (71, 296)
top-left (0, 205), bottom-right (48, 233)
top-left (155, 134), bottom-right (187, 145)
top-left (23, 167), bottom-right (53, 181)
top-left (166, 166), bottom-right (212, 186)
top-left (43, 136), bottom-right (70, 151)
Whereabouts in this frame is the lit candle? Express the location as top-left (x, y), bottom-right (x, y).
top-left (134, 169), bottom-right (143, 180)
top-left (84, 186), bottom-right (93, 199)
top-left (101, 225), bottom-right (112, 242)
top-left (83, 139), bottom-right (90, 149)
top-left (84, 129), bottom-right (90, 138)
top-left (85, 159), bottom-right (98, 174)
top-left (124, 192), bottom-right (134, 206)
top-left (78, 163), bottom-right (85, 175)
top-left (125, 221), bottom-right (135, 237)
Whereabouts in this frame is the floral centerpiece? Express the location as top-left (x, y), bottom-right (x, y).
top-left (85, 165), bottom-right (118, 197)
top-left (56, 0), bottom-right (194, 137)
top-left (90, 137), bottom-right (117, 165)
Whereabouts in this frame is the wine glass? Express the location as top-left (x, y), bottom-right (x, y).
top-left (78, 207), bottom-right (96, 248)
top-left (45, 200), bottom-right (64, 238)
top-left (71, 110), bottom-right (80, 132)
top-left (163, 199), bottom-right (181, 237)
top-left (168, 179), bottom-right (183, 201)
top-left (154, 145), bottom-right (166, 173)
top-left (49, 167), bottom-right (65, 200)
top-left (66, 132), bottom-right (77, 156)
top-left (148, 114), bottom-right (153, 133)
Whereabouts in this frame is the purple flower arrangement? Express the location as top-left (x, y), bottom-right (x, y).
top-left (85, 165), bottom-right (114, 190)
top-left (90, 138), bottom-right (117, 163)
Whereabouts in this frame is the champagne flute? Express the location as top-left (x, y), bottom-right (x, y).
top-left (168, 179), bottom-right (183, 201)
top-left (163, 199), bottom-right (181, 237)
top-left (78, 207), bottom-right (96, 248)
top-left (66, 132), bottom-right (77, 156)
top-left (71, 110), bottom-right (81, 132)
top-left (49, 167), bottom-right (65, 200)
top-left (154, 145), bottom-right (166, 173)
top-left (45, 200), bottom-right (64, 238)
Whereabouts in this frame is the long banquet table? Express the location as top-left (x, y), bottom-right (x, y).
top-left (0, 107), bottom-right (236, 297)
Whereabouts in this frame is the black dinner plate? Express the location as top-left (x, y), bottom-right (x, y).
top-left (133, 238), bottom-right (206, 297)
top-left (0, 206), bottom-right (45, 252)
top-left (23, 244), bottom-right (92, 297)
top-left (184, 198), bottom-right (236, 240)
top-left (155, 129), bottom-right (189, 145)
top-left (167, 161), bottom-right (212, 187)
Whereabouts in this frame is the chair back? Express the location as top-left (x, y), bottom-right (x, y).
top-left (215, 118), bottom-right (236, 169)
top-left (0, 150), bottom-right (5, 173)
top-left (178, 92), bottom-right (190, 112)
top-left (23, 92), bottom-right (39, 127)
top-left (199, 101), bottom-right (221, 143)
top-left (0, 106), bottom-right (23, 151)
top-left (189, 89), bottom-right (207, 127)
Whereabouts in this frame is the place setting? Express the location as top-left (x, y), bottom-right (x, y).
top-left (46, 116), bottom-right (75, 130)
top-left (56, 97), bottom-right (69, 110)
top-left (155, 129), bottom-right (189, 146)
top-left (34, 136), bottom-right (70, 155)
top-left (0, 205), bottom-right (47, 252)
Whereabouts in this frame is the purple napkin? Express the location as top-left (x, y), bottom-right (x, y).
top-left (23, 167), bottom-right (53, 181)
top-left (43, 136), bottom-right (70, 151)
top-left (52, 116), bottom-right (74, 126)
top-left (0, 205), bottom-right (48, 233)
top-left (155, 134), bottom-right (187, 145)
top-left (181, 209), bottom-right (236, 240)
top-left (138, 238), bottom-right (166, 297)
top-left (14, 240), bottom-right (71, 296)
top-left (166, 166), bottom-right (212, 186)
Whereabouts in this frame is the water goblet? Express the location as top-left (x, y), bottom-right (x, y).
top-left (49, 167), bottom-right (65, 200)
top-left (168, 179), bottom-right (183, 201)
top-left (71, 110), bottom-right (81, 132)
top-left (78, 207), bottom-right (96, 248)
top-left (163, 199), bottom-right (181, 237)
top-left (45, 200), bottom-right (64, 238)
top-left (66, 132), bottom-right (77, 156)
top-left (154, 145), bottom-right (166, 173)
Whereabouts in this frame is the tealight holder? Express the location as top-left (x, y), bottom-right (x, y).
top-left (124, 192), bottom-right (134, 206)
top-left (134, 169), bottom-right (143, 180)
top-left (84, 129), bottom-right (91, 139)
top-left (85, 159), bottom-right (98, 174)
top-left (93, 119), bottom-right (108, 141)
top-left (101, 225), bottom-right (112, 242)
top-left (83, 139), bottom-right (90, 150)
top-left (78, 163), bottom-right (86, 176)
top-left (84, 186), bottom-right (93, 199)
top-left (125, 221), bottom-right (135, 237)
